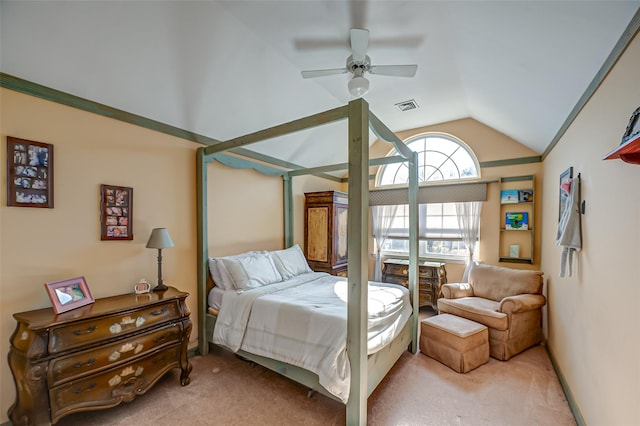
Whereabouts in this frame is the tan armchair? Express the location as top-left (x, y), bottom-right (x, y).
top-left (437, 262), bottom-right (545, 360)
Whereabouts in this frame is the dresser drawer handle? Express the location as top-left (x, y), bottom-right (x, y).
top-left (402, 269), bottom-right (408, 275)
top-left (73, 358), bottom-right (96, 369)
top-left (151, 308), bottom-right (168, 316)
top-left (73, 382), bottom-right (96, 394)
top-left (73, 326), bottom-right (97, 336)
top-left (153, 333), bottom-right (169, 343)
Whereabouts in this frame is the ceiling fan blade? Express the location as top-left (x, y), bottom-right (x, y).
top-left (350, 28), bottom-right (369, 62)
top-left (301, 68), bottom-right (349, 79)
top-left (369, 64), bottom-right (418, 77)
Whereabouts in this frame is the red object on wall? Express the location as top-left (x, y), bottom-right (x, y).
top-left (603, 133), bottom-right (640, 165)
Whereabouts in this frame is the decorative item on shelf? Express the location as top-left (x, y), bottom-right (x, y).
top-left (44, 276), bottom-right (94, 314)
top-left (100, 184), bottom-right (133, 240)
top-left (146, 228), bottom-right (174, 291)
top-left (505, 212), bottom-right (528, 230)
top-left (509, 244), bottom-right (520, 258)
top-left (518, 190), bottom-right (533, 202)
top-left (603, 106), bottom-right (640, 164)
top-left (134, 278), bottom-right (151, 294)
top-left (500, 189), bottom-right (519, 204)
top-left (6, 136), bottom-right (54, 208)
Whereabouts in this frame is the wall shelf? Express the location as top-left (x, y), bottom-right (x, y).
top-left (499, 175), bottom-right (535, 264)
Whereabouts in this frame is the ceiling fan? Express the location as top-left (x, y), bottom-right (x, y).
top-left (301, 28), bottom-right (418, 98)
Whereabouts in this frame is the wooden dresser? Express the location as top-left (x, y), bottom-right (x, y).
top-left (304, 191), bottom-right (349, 276)
top-left (382, 259), bottom-right (447, 310)
top-left (8, 287), bottom-right (192, 426)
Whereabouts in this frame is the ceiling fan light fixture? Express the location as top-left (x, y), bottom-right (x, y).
top-left (348, 75), bottom-right (369, 98)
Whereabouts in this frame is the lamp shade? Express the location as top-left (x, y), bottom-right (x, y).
top-left (146, 228), bottom-right (174, 249)
top-left (348, 75), bottom-right (369, 98)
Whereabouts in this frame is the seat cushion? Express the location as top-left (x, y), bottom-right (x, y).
top-left (437, 297), bottom-right (508, 331)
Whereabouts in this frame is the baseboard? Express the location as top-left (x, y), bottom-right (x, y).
top-left (543, 342), bottom-right (586, 426)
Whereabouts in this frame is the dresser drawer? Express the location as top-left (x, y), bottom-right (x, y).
top-left (383, 263), bottom-right (437, 279)
top-left (384, 276), bottom-right (434, 291)
top-left (50, 300), bottom-right (182, 354)
top-left (49, 321), bottom-right (184, 386)
top-left (50, 343), bottom-right (182, 423)
top-left (418, 290), bottom-right (434, 308)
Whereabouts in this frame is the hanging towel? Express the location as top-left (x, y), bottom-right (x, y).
top-left (556, 176), bottom-right (582, 277)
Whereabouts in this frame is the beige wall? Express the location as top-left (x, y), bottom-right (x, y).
top-left (540, 33), bottom-right (640, 425)
top-left (0, 88), bottom-right (200, 421)
top-left (370, 118), bottom-right (543, 282)
top-left (206, 164), bottom-right (342, 256)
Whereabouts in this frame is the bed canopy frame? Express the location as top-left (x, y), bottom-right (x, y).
top-left (196, 98), bottom-right (420, 425)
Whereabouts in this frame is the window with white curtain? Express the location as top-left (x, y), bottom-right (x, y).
top-left (375, 133), bottom-right (480, 261)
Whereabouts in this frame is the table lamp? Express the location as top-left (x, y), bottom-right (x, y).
top-left (146, 228), bottom-right (174, 291)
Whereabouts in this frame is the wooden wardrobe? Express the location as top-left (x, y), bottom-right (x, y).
top-left (304, 191), bottom-right (348, 276)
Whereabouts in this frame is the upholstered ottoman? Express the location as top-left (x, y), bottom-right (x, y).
top-left (420, 314), bottom-right (489, 373)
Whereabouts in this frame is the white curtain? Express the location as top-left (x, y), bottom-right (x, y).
top-left (372, 205), bottom-right (398, 281)
top-left (455, 201), bottom-right (483, 281)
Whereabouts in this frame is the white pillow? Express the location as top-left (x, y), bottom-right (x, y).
top-left (269, 244), bottom-right (313, 280)
top-left (218, 251), bottom-right (282, 290)
top-left (208, 252), bottom-right (255, 291)
top-left (208, 257), bottom-right (224, 288)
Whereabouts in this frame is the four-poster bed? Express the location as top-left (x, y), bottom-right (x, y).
top-left (196, 99), bottom-right (420, 424)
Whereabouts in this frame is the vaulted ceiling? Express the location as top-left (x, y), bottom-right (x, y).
top-left (2, 1), bottom-right (639, 169)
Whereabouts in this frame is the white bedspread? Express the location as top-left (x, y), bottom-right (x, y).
top-left (213, 272), bottom-right (411, 403)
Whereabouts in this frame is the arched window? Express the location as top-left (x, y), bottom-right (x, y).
top-left (377, 133), bottom-right (479, 186)
top-left (374, 133), bottom-right (481, 261)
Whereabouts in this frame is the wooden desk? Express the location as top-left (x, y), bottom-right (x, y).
top-left (382, 259), bottom-right (447, 310)
top-left (8, 287), bottom-right (192, 425)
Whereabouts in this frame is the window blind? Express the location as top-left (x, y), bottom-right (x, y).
top-left (369, 181), bottom-right (491, 206)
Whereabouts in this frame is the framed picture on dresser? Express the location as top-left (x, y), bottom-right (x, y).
top-left (6, 136), bottom-right (54, 208)
top-left (44, 276), bottom-right (94, 314)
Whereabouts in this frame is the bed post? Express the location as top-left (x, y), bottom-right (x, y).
top-left (408, 151), bottom-right (419, 354)
top-left (283, 173), bottom-right (294, 248)
top-left (369, 111), bottom-right (419, 353)
top-left (346, 98), bottom-right (369, 426)
top-left (196, 147), bottom-right (209, 356)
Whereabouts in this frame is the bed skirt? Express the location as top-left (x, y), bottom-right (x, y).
top-left (205, 311), bottom-right (412, 402)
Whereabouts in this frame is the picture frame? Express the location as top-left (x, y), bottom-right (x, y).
top-left (6, 136), bottom-right (54, 208)
top-left (44, 276), bottom-right (94, 314)
top-left (559, 167), bottom-right (573, 221)
top-left (100, 184), bottom-right (133, 240)
top-left (134, 279), bottom-right (151, 294)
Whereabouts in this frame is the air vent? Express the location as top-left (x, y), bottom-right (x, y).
top-left (395, 99), bottom-right (419, 111)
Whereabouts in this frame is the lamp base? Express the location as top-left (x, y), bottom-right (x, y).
top-left (154, 283), bottom-right (168, 292)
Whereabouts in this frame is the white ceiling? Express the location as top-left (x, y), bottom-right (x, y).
top-left (2, 1), bottom-right (639, 169)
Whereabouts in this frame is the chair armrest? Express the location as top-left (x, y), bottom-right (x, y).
top-left (499, 294), bottom-right (546, 314)
top-left (441, 283), bottom-right (474, 299)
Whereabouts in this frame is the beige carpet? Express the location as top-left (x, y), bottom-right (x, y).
top-left (58, 343), bottom-right (575, 426)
